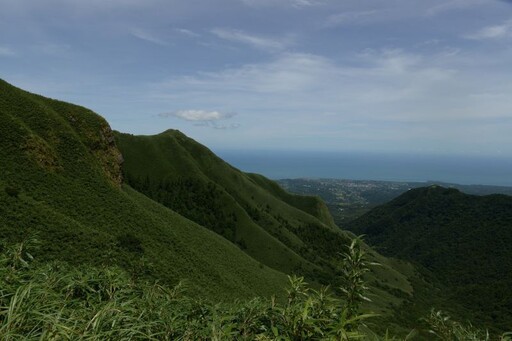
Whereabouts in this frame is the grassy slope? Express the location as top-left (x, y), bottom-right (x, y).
top-left (115, 130), bottom-right (348, 282)
top-left (0, 78), bottom-right (288, 300)
top-left (246, 172), bottom-right (336, 228)
top-left (0, 79), bottom-right (425, 334)
top-left (114, 130), bottom-right (418, 334)
top-left (348, 185), bottom-right (512, 332)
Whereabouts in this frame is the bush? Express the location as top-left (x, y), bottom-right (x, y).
top-left (1, 237), bottom-right (510, 340)
top-left (4, 185), bottom-right (20, 197)
top-left (116, 233), bottom-right (143, 253)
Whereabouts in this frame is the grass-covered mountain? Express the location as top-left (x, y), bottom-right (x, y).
top-left (115, 130), bottom-right (347, 283)
top-left (0, 79), bottom-right (418, 324)
top-left (347, 185), bottom-right (512, 331)
top-left (0, 78), bottom-right (290, 299)
top-left (0, 78), bottom-right (410, 308)
top-left (114, 131), bottom-right (417, 323)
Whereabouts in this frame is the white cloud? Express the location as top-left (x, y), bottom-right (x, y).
top-left (131, 28), bottom-right (168, 46)
top-left (150, 50), bottom-right (466, 122)
top-left (211, 28), bottom-right (288, 52)
top-left (240, 0), bottom-right (321, 8)
top-left (159, 110), bottom-right (237, 121)
top-left (324, 10), bottom-right (379, 27)
top-left (425, 0), bottom-right (487, 16)
top-left (194, 121), bottom-right (241, 129)
top-left (175, 28), bottom-right (200, 38)
top-left (148, 48), bottom-right (512, 151)
top-left (0, 46), bottom-right (15, 56)
top-left (466, 20), bottom-right (512, 40)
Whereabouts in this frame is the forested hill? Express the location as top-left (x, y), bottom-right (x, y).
top-left (347, 185), bottom-right (512, 331)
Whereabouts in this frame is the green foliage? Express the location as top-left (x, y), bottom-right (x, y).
top-left (2, 238), bottom-right (505, 340)
top-left (0, 240), bottom-right (373, 340)
top-left (340, 237), bottom-right (378, 321)
top-left (348, 186), bottom-right (512, 332)
top-left (424, 309), bottom-right (512, 341)
top-left (116, 233), bottom-right (144, 254)
top-left (248, 173), bottom-right (337, 228)
top-left (4, 186), bottom-right (19, 198)
top-left (125, 175), bottom-right (239, 243)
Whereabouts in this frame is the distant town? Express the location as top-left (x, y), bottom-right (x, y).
top-left (277, 178), bottom-right (512, 225)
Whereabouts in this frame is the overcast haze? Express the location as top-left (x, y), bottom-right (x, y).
top-left (1, 0), bottom-right (512, 156)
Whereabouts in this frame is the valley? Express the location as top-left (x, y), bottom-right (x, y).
top-left (278, 178), bottom-right (512, 225)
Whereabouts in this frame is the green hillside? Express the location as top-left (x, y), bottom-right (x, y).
top-left (0, 78), bottom-right (289, 300)
top-left (0, 78), bottom-right (410, 311)
top-left (115, 130), bottom-right (350, 284)
top-left (347, 185), bottom-right (512, 332)
top-left (1, 78), bottom-right (458, 337)
top-left (114, 130), bottom-right (422, 333)
top-left (247, 172), bottom-right (336, 228)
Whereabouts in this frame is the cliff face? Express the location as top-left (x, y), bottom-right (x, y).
top-left (95, 123), bottom-right (124, 186)
top-left (0, 79), bottom-right (123, 187)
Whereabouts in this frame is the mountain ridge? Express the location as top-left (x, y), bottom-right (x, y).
top-left (115, 129), bottom-right (348, 282)
top-left (0, 78), bottom-right (289, 300)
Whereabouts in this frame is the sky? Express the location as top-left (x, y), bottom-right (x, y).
top-left (1, 0), bottom-right (512, 156)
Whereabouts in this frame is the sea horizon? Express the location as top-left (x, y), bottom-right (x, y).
top-left (216, 150), bottom-right (512, 187)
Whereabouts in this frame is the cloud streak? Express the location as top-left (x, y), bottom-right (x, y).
top-left (211, 28), bottom-right (288, 52)
top-left (159, 110), bottom-right (237, 121)
top-left (159, 110), bottom-right (239, 130)
top-left (151, 47), bottom-right (512, 141)
top-left (175, 28), bottom-right (200, 38)
top-left (240, 0), bottom-right (320, 8)
top-left (425, 0), bottom-right (487, 16)
top-left (466, 19), bottom-right (512, 40)
top-left (131, 28), bottom-right (168, 46)
top-left (324, 10), bottom-right (379, 27)
top-left (0, 46), bottom-right (15, 56)
top-left (194, 121), bottom-right (241, 129)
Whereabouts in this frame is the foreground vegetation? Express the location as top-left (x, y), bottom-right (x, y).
top-left (2, 237), bottom-right (509, 340)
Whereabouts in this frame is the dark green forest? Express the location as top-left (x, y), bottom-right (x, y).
top-left (348, 186), bottom-right (512, 332)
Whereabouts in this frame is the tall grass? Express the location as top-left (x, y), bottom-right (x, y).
top-left (0, 237), bottom-right (509, 340)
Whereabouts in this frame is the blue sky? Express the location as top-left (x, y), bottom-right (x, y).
top-left (1, 0), bottom-right (512, 156)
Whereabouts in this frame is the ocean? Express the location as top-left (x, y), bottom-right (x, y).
top-left (216, 150), bottom-right (512, 187)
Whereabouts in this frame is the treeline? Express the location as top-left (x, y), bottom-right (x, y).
top-left (125, 174), bottom-right (238, 243)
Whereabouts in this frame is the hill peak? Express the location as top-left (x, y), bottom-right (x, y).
top-left (159, 129), bottom-right (186, 137)
top-left (347, 184), bottom-right (512, 331)
top-left (398, 185), bottom-right (463, 202)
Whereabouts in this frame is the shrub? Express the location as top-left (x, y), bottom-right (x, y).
top-left (1, 237), bottom-right (509, 340)
top-left (4, 185), bottom-right (19, 198)
top-left (116, 233), bottom-right (143, 253)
